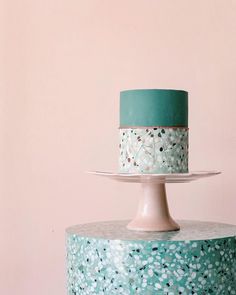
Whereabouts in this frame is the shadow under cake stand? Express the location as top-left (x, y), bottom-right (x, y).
top-left (88, 171), bottom-right (220, 232)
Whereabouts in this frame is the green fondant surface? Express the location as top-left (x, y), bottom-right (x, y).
top-left (120, 89), bottom-right (188, 127)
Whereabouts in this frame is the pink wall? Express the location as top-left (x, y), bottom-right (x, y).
top-left (1, 1), bottom-right (236, 294)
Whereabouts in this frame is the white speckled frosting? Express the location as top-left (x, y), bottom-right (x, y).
top-left (119, 127), bottom-right (188, 174)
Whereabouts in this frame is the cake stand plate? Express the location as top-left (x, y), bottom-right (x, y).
top-left (88, 171), bottom-right (221, 232)
top-left (88, 171), bottom-right (220, 183)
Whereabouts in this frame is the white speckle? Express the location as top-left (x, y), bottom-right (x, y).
top-left (169, 244), bottom-right (176, 250)
top-left (175, 253), bottom-right (181, 260)
top-left (177, 269), bottom-right (184, 276)
top-left (191, 272), bottom-right (196, 279)
top-left (162, 273), bottom-right (167, 279)
top-left (148, 269), bottom-right (154, 277)
top-left (148, 257), bottom-right (154, 263)
top-left (155, 283), bottom-right (161, 289)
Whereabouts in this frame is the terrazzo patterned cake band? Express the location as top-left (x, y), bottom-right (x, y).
top-left (119, 127), bottom-right (188, 173)
top-left (66, 220), bottom-right (236, 295)
top-left (119, 89), bottom-right (189, 174)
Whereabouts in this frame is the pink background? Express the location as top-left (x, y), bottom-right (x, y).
top-left (1, 1), bottom-right (236, 294)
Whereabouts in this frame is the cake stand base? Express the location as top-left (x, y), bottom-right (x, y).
top-left (127, 183), bottom-right (179, 232)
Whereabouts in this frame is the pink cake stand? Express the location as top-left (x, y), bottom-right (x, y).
top-left (88, 171), bottom-right (220, 232)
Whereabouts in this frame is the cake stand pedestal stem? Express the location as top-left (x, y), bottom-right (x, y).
top-left (127, 182), bottom-right (180, 232)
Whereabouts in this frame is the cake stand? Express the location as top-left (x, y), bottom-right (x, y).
top-left (88, 171), bottom-right (221, 232)
top-left (67, 220), bottom-right (236, 295)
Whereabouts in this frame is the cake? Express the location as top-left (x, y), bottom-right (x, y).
top-left (119, 89), bottom-right (188, 174)
top-left (66, 89), bottom-right (235, 295)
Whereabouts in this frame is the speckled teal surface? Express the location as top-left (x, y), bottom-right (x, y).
top-left (119, 127), bottom-right (188, 173)
top-left (120, 89), bottom-right (188, 127)
top-left (66, 220), bottom-right (236, 295)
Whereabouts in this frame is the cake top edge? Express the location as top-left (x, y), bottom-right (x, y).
top-left (120, 89), bottom-right (188, 94)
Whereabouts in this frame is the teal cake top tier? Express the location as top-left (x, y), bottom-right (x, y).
top-left (120, 89), bottom-right (188, 127)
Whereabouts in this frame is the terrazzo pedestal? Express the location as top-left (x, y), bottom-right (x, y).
top-left (67, 220), bottom-right (236, 295)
